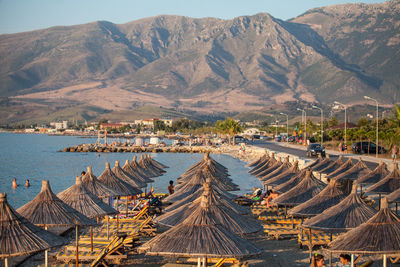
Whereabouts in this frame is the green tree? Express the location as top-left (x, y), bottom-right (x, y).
top-left (215, 118), bottom-right (242, 145)
top-left (154, 120), bottom-right (166, 132)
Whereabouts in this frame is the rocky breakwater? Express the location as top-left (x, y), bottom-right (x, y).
top-left (61, 144), bottom-right (219, 154)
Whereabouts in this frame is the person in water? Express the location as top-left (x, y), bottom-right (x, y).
top-left (12, 178), bottom-right (18, 189)
top-left (25, 179), bottom-right (30, 188)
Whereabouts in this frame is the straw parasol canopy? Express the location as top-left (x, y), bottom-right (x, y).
top-left (156, 185), bottom-right (261, 234)
top-left (122, 160), bottom-right (153, 184)
top-left (139, 194), bottom-right (262, 258)
top-left (112, 161), bottom-right (146, 189)
top-left (144, 154), bottom-right (167, 172)
top-left (249, 153), bottom-right (276, 176)
top-left (247, 153), bottom-right (269, 168)
top-left (260, 156), bottom-right (292, 182)
top-left (137, 154), bottom-right (163, 177)
top-left (164, 181), bottom-right (243, 214)
top-left (57, 176), bottom-right (118, 219)
top-left (357, 160), bottom-right (389, 185)
top-left (17, 181), bottom-right (95, 227)
top-left (128, 156), bottom-right (155, 180)
top-left (82, 166), bottom-right (123, 198)
top-left (0, 193), bottom-right (65, 258)
top-left (263, 160), bottom-right (300, 186)
top-left (273, 168), bottom-right (309, 193)
top-left (146, 154), bottom-right (169, 169)
top-left (326, 198), bottom-right (400, 254)
top-left (273, 170), bottom-right (326, 206)
top-left (365, 163), bottom-right (400, 195)
top-left (310, 154), bottom-right (332, 172)
top-left (302, 182), bottom-right (377, 232)
top-left (317, 155), bottom-right (345, 174)
top-left (289, 179), bottom-right (348, 218)
top-left (334, 158), bottom-right (371, 181)
top-left (98, 162), bottom-right (142, 196)
top-left (326, 158), bottom-right (354, 178)
top-left (255, 157), bottom-right (282, 179)
top-left (306, 154), bottom-right (325, 169)
top-left (387, 187), bottom-right (400, 203)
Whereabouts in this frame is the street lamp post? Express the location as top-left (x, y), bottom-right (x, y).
top-left (364, 95), bottom-right (379, 158)
top-left (312, 105), bottom-right (323, 147)
top-left (280, 112), bottom-right (289, 145)
top-left (268, 114), bottom-right (278, 139)
top-left (297, 108), bottom-right (306, 145)
top-left (334, 101), bottom-right (347, 152)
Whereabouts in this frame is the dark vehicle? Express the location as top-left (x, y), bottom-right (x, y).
top-left (307, 143), bottom-right (326, 157)
top-left (275, 135), bottom-right (282, 142)
top-left (352, 142), bottom-right (386, 154)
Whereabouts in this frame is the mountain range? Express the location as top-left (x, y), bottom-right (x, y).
top-left (0, 1), bottom-right (399, 125)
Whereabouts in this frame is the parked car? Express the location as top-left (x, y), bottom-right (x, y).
top-left (352, 142), bottom-right (386, 154)
top-left (307, 143), bottom-right (326, 157)
top-left (275, 135), bottom-right (282, 142)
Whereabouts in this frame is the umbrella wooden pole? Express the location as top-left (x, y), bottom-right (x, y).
top-left (197, 257), bottom-right (201, 267)
top-left (117, 198), bottom-right (119, 231)
top-left (45, 226), bottom-right (48, 267)
top-left (126, 197), bottom-right (128, 217)
top-left (76, 225), bottom-right (79, 267)
top-left (351, 254), bottom-right (354, 267)
top-left (308, 228), bottom-right (313, 259)
top-left (383, 254), bottom-right (387, 267)
top-left (107, 216), bottom-right (110, 240)
top-left (329, 233), bottom-right (333, 267)
top-left (90, 226), bottom-right (93, 252)
top-left (379, 193), bottom-right (381, 210)
top-left (5, 258), bottom-right (8, 267)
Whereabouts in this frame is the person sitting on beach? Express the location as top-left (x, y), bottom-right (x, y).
top-left (25, 179), bottom-right (30, 188)
top-left (12, 178), bottom-right (18, 189)
top-left (250, 188), bottom-right (262, 201)
top-left (168, 180), bottom-right (174, 195)
top-left (310, 254), bottom-right (325, 267)
top-left (265, 190), bottom-right (279, 208)
top-left (338, 254), bottom-right (351, 267)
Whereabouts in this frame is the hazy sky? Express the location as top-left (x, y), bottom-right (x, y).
top-left (0, 0), bottom-right (387, 34)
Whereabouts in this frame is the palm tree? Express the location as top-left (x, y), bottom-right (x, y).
top-left (215, 118), bottom-right (242, 145)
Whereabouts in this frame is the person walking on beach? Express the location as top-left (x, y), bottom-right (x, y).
top-left (338, 142), bottom-right (343, 153)
top-left (12, 178), bottom-right (18, 189)
top-left (392, 145), bottom-right (398, 162)
top-left (168, 180), bottom-right (174, 195)
top-left (338, 254), bottom-right (351, 267)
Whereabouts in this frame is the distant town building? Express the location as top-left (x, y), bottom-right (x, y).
top-left (50, 121), bottom-right (69, 130)
top-left (99, 123), bottom-right (124, 130)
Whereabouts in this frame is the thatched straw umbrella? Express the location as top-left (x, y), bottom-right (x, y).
top-left (0, 193), bottom-right (65, 267)
top-left (16, 181), bottom-right (95, 265)
top-left (112, 161), bottom-right (146, 189)
top-left (387, 187), bottom-right (400, 214)
top-left (248, 153), bottom-right (276, 176)
top-left (128, 156), bottom-right (155, 180)
top-left (273, 170), bottom-right (326, 207)
top-left (302, 182), bottom-right (377, 232)
top-left (289, 179), bottom-right (348, 218)
top-left (98, 162), bottom-right (142, 196)
top-left (247, 153), bottom-right (269, 168)
top-left (144, 154), bottom-right (167, 173)
top-left (263, 160), bottom-right (300, 187)
top-left (156, 184), bottom-right (261, 234)
top-left (255, 157), bottom-right (282, 179)
top-left (122, 160), bottom-right (153, 184)
top-left (139, 194), bottom-right (262, 263)
top-left (260, 156), bottom-right (292, 182)
top-left (357, 160), bottom-right (389, 185)
top-left (273, 168), bottom-right (309, 193)
top-left (326, 158), bottom-right (354, 178)
top-left (365, 163), bottom-right (400, 209)
top-left (146, 154), bottom-right (169, 169)
top-left (57, 176), bottom-right (118, 219)
top-left (317, 155), bottom-right (345, 174)
top-left (306, 154), bottom-right (324, 169)
top-left (82, 166), bottom-right (122, 198)
top-left (310, 154), bottom-right (332, 172)
top-left (334, 158), bottom-right (371, 181)
top-left (137, 154), bottom-right (163, 177)
top-left (164, 181), bottom-right (243, 214)
top-left (326, 198), bottom-right (400, 267)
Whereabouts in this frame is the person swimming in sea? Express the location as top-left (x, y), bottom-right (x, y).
top-left (12, 178), bottom-right (18, 189)
top-left (25, 179), bottom-right (30, 188)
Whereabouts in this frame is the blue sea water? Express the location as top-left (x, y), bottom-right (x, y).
top-left (0, 132), bottom-right (261, 209)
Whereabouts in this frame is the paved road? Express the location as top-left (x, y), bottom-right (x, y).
top-left (251, 140), bottom-right (383, 170)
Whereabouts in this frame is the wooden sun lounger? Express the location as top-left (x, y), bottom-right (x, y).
top-left (265, 227), bottom-right (299, 240)
top-left (56, 248), bottom-right (127, 264)
top-left (297, 232), bottom-right (340, 250)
